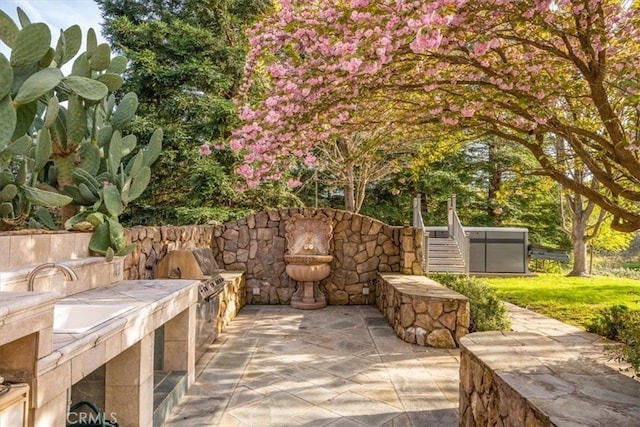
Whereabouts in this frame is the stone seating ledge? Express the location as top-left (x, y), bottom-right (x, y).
top-left (375, 273), bottom-right (470, 348)
top-left (459, 331), bottom-right (640, 426)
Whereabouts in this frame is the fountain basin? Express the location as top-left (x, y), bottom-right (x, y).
top-left (283, 254), bottom-right (333, 265)
top-left (284, 255), bottom-right (333, 282)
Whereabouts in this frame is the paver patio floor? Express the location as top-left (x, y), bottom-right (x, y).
top-left (162, 305), bottom-right (461, 426)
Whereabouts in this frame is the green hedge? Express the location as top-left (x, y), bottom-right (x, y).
top-left (120, 206), bottom-right (251, 226)
top-left (428, 273), bottom-right (512, 333)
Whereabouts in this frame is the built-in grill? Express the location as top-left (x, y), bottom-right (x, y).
top-left (156, 248), bottom-right (225, 362)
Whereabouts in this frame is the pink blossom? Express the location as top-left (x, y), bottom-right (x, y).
top-left (410, 29), bottom-right (443, 53)
top-left (351, 0), bottom-right (369, 8)
top-left (287, 178), bottom-right (302, 187)
top-left (461, 106), bottom-right (475, 117)
top-left (198, 143), bottom-right (211, 156)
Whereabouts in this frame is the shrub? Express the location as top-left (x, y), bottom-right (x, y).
top-left (587, 305), bottom-right (630, 340)
top-left (428, 274), bottom-right (512, 333)
top-left (121, 206), bottom-right (250, 226)
top-left (614, 314), bottom-right (640, 376)
top-left (589, 305), bottom-right (640, 376)
top-left (593, 267), bottom-right (640, 280)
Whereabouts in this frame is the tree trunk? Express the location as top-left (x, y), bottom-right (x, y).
top-left (487, 140), bottom-right (502, 225)
top-left (344, 168), bottom-right (355, 212)
top-left (566, 206), bottom-right (590, 276)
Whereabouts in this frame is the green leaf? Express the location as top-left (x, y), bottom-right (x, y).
top-left (38, 47), bottom-right (55, 68)
top-left (89, 221), bottom-right (109, 254)
top-left (33, 206), bottom-right (57, 230)
top-left (111, 92), bottom-right (138, 129)
top-left (125, 151), bottom-right (144, 177)
top-left (0, 172), bottom-right (13, 187)
top-left (78, 142), bottom-right (101, 175)
top-left (107, 56), bottom-right (128, 74)
top-left (96, 73), bottom-right (124, 92)
top-left (0, 202), bottom-right (14, 217)
top-left (121, 134), bottom-right (136, 156)
top-left (106, 94), bottom-right (116, 119)
top-left (66, 94), bottom-right (86, 148)
top-left (109, 130), bottom-right (123, 171)
top-left (14, 68), bottom-right (63, 105)
top-left (11, 23), bottom-right (51, 67)
top-left (0, 54), bottom-right (13, 99)
top-left (105, 246), bottom-right (115, 262)
top-left (106, 217), bottom-right (126, 249)
top-left (21, 185), bottom-right (72, 207)
top-left (6, 135), bottom-right (31, 155)
top-left (0, 10), bottom-right (19, 48)
top-left (43, 96), bottom-right (60, 128)
top-left (16, 7), bottom-right (31, 27)
top-left (87, 29), bottom-right (97, 57)
top-left (127, 167), bottom-right (151, 202)
top-left (62, 185), bottom-right (92, 205)
top-left (87, 212), bottom-right (105, 226)
top-left (71, 52), bottom-right (90, 77)
top-left (35, 128), bottom-right (51, 171)
top-left (97, 125), bottom-right (113, 148)
top-left (115, 243), bottom-right (137, 257)
top-left (0, 184), bottom-right (18, 202)
top-left (57, 25), bottom-right (82, 66)
top-left (89, 43), bottom-right (111, 71)
top-left (78, 183), bottom-right (98, 203)
top-left (103, 183), bottom-right (123, 217)
top-left (62, 76), bottom-right (108, 101)
top-left (0, 96), bottom-right (16, 150)
top-left (143, 128), bottom-right (163, 165)
top-left (12, 102), bottom-right (37, 141)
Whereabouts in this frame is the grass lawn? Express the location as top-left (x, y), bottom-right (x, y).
top-left (482, 274), bottom-right (640, 329)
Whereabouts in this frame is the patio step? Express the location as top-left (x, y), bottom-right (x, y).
top-left (427, 237), bottom-right (466, 274)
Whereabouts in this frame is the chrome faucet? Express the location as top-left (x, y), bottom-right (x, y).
top-left (27, 263), bottom-right (78, 291)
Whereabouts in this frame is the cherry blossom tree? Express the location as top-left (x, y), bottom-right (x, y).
top-left (227, 0), bottom-right (640, 231)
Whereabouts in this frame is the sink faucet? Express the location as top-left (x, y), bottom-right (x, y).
top-left (27, 263), bottom-right (78, 291)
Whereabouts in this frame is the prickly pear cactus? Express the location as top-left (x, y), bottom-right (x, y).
top-left (0, 8), bottom-right (163, 259)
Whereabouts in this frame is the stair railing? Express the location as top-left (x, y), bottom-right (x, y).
top-left (448, 195), bottom-right (470, 276)
top-left (413, 194), bottom-right (429, 273)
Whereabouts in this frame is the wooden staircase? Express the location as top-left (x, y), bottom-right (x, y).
top-left (426, 236), bottom-right (466, 274)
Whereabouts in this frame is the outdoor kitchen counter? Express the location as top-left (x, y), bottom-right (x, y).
top-left (32, 279), bottom-right (200, 427)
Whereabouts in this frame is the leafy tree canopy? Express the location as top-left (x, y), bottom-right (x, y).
top-left (231, 0), bottom-right (640, 231)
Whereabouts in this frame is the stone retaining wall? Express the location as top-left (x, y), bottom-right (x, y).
top-left (124, 225), bottom-right (215, 279)
top-left (212, 208), bottom-right (423, 305)
top-left (376, 273), bottom-right (469, 348)
top-left (459, 331), bottom-right (640, 426)
top-left (216, 272), bottom-right (246, 333)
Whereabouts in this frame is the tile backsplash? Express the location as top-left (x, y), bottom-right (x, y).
top-left (0, 232), bottom-right (92, 269)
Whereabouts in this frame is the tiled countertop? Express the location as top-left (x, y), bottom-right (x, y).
top-left (0, 291), bottom-right (60, 318)
top-left (38, 279), bottom-right (200, 377)
top-left (0, 291), bottom-right (60, 347)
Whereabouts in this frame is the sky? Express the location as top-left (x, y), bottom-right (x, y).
top-left (0, 0), bottom-right (107, 57)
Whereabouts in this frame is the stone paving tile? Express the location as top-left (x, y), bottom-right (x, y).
top-left (162, 297), bottom-right (634, 426)
top-left (162, 305), bottom-right (460, 426)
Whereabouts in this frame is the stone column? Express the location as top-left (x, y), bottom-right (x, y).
top-left (105, 333), bottom-right (154, 426)
top-left (162, 307), bottom-right (196, 386)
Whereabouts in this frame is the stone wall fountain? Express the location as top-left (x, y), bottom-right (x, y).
top-left (284, 214), bottom-right (334, 309)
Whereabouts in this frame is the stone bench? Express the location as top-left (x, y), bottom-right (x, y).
top-left (375, 273), bottom-right (470, 348)
top-left (459, 331), bottom-right (640, 426)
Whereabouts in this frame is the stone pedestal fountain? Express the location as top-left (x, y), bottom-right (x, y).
top-left (284, 214), bottom-right (333, 310)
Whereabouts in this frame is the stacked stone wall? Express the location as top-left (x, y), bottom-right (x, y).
top-left (123, 225), bottom-right (215, 280)
top-left (459, 331), bottom-right (640, 426)
top-left (376, 273), bottom-right (469, 348)
top-left (212, 208), bottom-right (423, 305)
